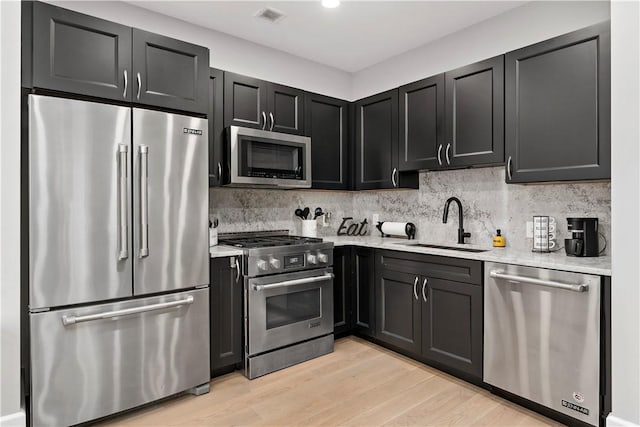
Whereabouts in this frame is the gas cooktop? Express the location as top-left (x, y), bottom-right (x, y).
top-left (218, 231), bottom-right (322, 249)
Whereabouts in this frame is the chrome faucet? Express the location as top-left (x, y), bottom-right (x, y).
top-left (443, 197), bottom-right (471, 244)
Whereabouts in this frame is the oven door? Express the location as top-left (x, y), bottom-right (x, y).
top-left (228, 126), bottom-right (311, 188)
top-left (247, 268), bottom-right (333, 355)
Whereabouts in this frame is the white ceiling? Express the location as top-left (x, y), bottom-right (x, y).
top-left (128, 1), bottom-right (527, 72)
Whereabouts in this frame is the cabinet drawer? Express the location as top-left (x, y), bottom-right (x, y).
top-left (377, 249), bottom-right (482, 285)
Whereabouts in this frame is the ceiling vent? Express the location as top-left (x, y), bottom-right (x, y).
top-left (255, 7), bottom-right (286, 23)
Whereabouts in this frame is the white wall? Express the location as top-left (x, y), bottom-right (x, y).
top-left (352, 1), bottom-right (610, 100)
top-left (0, 0), bottom-right (26, 425)
top-left (49, 1), bottom-right (352, 100)
top-left (609, 1), bottom-right (640, 426)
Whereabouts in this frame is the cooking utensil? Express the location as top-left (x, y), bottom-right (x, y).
top-left (302, 207), bottom-right (310, 220)
top-left (313, 207), bottom-right (324, 220)
top-left (295, 208), bottom-right (305, 220)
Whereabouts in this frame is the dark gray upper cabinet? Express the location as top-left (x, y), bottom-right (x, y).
top-left (29, 1), bottom-right (132, 101)
top-left (355, 90), bottom-right (399, 190)
top-left (223, 72), bottom-right (304, 135)
top-left (269, 84), bottom-right (305, 135)
top-left (132, 29), bottom-right (209, 114)
top-left (209, 68), bottom-right (224, 187)
top-left (505, 22), bottom-right (611, 183)
top-left (398, 74), bottom-right (446, 171)
top-left (305, 93), bottom-right (349, 190)
top-left (210, 256), bottom-right (243, 376)
top-left (224, 72), bottom-right (268, 129)
top-left (422, 277), bottom-right (482, 379)
top-left (444, 56), bottom-right (505, 168)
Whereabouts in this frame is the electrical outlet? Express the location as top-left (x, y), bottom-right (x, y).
top-left (322, 211), bottom-right (331, 227)
top-left (372, 214), bottom-right (380, 225)
top-left (526, 221), bottom-right (533, 238)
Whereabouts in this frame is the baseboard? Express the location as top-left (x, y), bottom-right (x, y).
top-left (608, 414), bottom-right (640, 427)
top-left (0, 410), bottom-right (26, 427)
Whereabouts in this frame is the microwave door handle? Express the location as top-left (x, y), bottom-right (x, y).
top-left (252, 273), bottom-right (334, 292)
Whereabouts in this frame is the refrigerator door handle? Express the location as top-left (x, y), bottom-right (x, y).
top-left (139, 145), bottom-right (149, 258)
top-left (117, 144), bottom-right (129, 260)
top-left (61, 295), bottom-right (194, 326)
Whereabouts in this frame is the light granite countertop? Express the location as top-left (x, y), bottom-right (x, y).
top-left (211, 236), bottom-right (611, 276)
top-left (323, 236), bottom-right (611, 276)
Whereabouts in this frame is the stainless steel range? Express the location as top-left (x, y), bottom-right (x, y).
top-left (219, 231), bottom-right (334, 379)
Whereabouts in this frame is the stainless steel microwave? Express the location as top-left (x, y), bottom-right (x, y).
top-left (225, 126), bottom-right (312, 188)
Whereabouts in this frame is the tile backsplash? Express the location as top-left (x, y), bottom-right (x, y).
top-left (210, 167), bottom-right (611, 253)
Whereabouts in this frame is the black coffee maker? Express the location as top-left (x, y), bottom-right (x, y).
top-left (565, 217), bottom-right (599, 257)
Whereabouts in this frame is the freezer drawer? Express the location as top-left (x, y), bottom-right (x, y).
top-left (484, 262), bottom-right (601, 426)
top-left (29, 289), bottom-right (209, 427)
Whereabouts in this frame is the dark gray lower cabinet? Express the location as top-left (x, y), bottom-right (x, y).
top-left (353, 247), bottom-right (376, 337)
top-left (422, 277), bottom-right (482, 378)
top-left (375, 250), bottom-right (483, 379)
top-left (210, 256), bottom-right (243, 376)
top-left (505, 22), bottom-right (610, 183)
top-left (333, 247), bottom-right (353, 336)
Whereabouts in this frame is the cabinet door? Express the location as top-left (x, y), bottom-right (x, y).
top-left (333, 247), bottom-right (353, 336)
top-left (305, 93), bottom-right (349, 190)
top-left (132, 29), bottom-right (209, 114)
top-left (355, 90), bottom-right (399, 190)
top-left (445, 56), bottom-right (504, 168)
top-left (209, 68), bottom-right (224, 187)
top-left (376, 266), bottom-right (422, 355)
top-left (505, 23), bottom-right (610, 183)
top-left (210, 256), bottom-right (243, 375)
top-left (224, 72), bottom-right (268, 129)
top-left (268, 83), bottom-right (305, 135)
top-left (422, 278), bottom-right (482, 379)
top-left (353, 247), bottom-right (376, 337)
top-left (31, 2), bottom-right (132, 101)
top-left (399, 74), bottom-right (445, 171)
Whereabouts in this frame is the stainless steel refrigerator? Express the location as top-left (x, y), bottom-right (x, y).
top-left (27, 95), bottom-right (210, 427)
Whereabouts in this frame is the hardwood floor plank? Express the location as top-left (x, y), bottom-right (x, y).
top-left (97, 337), bottom-right (564, 427)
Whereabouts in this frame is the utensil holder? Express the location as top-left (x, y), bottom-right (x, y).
top-left (301, 220), bottom-right (317, 237)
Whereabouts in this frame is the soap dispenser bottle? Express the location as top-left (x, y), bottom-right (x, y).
top-left (493, 229), bottom-right (506, 247)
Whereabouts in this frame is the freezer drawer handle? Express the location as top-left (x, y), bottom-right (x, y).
top-left (117, 144), bottom-right (129, 260)
top-left (489, 270), bottom-right (588, 292)
top-left (252, 273), bottom-right (334, 292)
top-left (139, 145), bottom-right (149, 258)
top-left (61, 296), bottom-right (194, 326)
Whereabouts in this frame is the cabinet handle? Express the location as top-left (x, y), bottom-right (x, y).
top-left (234, 257), bottom-right (240, 282)
top-left (422, 278), bottom-right (428, 302)
top-left (217, 162), bottom-right (222, 182)
top-left (446, 143), bottom-right (451, 165)
top-left (123, 70), bottom-right (128, 99)
top-left (437, 144), bottom-right (443, 166)
top-left (391, 168), bottom-right (398, 187)
top-left (136, 72), bottom-right (141, 100)
top-left (261, 112), bottom-right (267, 130)
top-left (507, 156), bottom-right (513, 180)
top-left (269, 112), bottom-right (274, 131)
top-left (413, 276), bottom-right (419, 300)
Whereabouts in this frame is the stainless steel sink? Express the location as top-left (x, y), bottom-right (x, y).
top-left (398, 243), bottom-right (490, 253)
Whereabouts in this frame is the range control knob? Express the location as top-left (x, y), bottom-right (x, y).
top-left (317, 252), bottom-right (328, 264)
top-left (257, 259), bottom-right (268, 271)
top-left (307, 254), bottom-right (318, 265)
top-left (269, 257), bottom-right (281, 269)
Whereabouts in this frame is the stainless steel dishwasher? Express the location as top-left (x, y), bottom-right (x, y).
top-left (484, 262), bottom-right (601, 426)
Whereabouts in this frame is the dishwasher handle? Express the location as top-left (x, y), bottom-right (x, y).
top-left (490, 270), bottom-right (588, 292)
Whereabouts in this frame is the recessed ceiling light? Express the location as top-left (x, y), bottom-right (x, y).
top-left (322, 0), bottom-right (340, 9)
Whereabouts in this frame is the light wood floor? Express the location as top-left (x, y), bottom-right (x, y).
top-left (97, 336), bottom-right (563, 427)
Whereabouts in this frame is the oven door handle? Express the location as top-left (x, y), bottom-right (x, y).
top-left (252, 273), bottom-right (334, 292)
